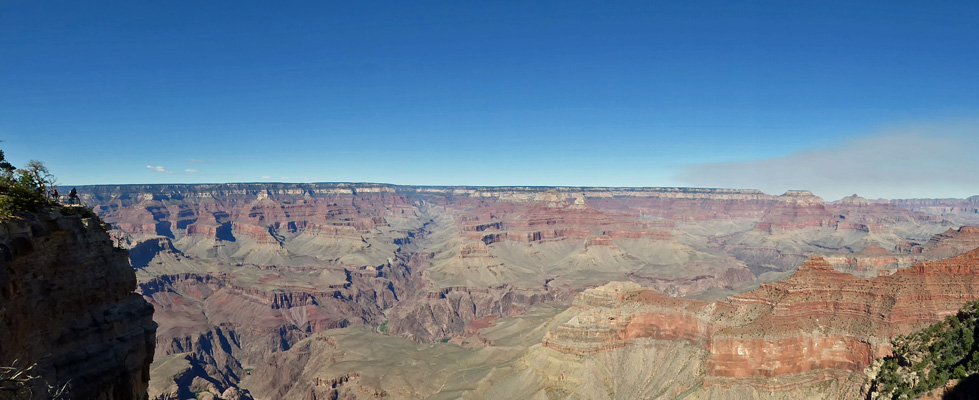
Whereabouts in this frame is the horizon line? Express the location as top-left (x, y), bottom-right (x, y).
top-left (67, 181), bottom-right (978, 201)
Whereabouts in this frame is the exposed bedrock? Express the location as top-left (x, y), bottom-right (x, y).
top-left (725, 247), bottom-right (809, 276)
top-left (237, 335), bottom-right (385, 400)
top-left (910, 225), bottom-right (979, 259)
top-left (822, 243), bottom-right (920, 278)
top-left (129, 236), bottom-right (184, 269)
top-left (142, 261), bottom-right (407, 360)
top-left (387, 284), bottom-right (568, 342)
top-left (149, 327), bottom-right (254, 400)
top-left (543, 249), bottom-right (979, 393)
top-left (0, 209), bottom-right (156, 399)
top-left (890, 196), bottom-right (979, 223)
top-left (70, 183), bottom-right (977, 398)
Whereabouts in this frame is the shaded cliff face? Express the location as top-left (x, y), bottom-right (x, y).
top-left (73, 183), bottom-right (972, 398)
top-left (0, 208), bottom-right (156, 399)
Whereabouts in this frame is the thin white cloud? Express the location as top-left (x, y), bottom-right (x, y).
top-left (146, 165), bottom-right (172, 174)
top-left (185, 169), bottom-right (201, 173)
top-left (188, 159), bottom-right (206, 164)
top-left (674, 122), bottom-right (979, 200)
top-left (260, 176), bottom-right (272, 180)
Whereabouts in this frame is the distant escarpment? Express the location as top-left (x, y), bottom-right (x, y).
top-left (0, 208), bottom-right (156, 399)
top-left (897, 225), bottom-right (979, 259)
top-left (891, 196), bottom-right (979, 224)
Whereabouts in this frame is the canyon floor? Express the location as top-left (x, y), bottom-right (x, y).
top-left (77, 184), bottom-right (979, 399)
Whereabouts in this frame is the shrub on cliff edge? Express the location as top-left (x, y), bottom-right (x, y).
top-left (864, 300), bottom-right (979, 399)
top-left (0, 151), bottom-right (56, 215)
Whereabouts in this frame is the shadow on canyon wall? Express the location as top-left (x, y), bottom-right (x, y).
top-left (945, 374), bottom-right (979, 400)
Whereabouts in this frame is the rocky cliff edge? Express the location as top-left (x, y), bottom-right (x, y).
top-left (0, 208), bottom-right (156, 399)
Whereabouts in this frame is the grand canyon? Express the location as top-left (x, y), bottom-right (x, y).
top-left (5, 2), bottom-right (978, 399)
top-left (31, 183), bottom-right (967, 399)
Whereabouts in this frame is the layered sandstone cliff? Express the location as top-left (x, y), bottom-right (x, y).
top-left (897, 225), bottom-right (979, 259)
top-left (0, 208), bottom-right (156, 399)
top-left (539, 249), bottom-right (979, 396)
top-left (891, 196), bottom-right (979, 224)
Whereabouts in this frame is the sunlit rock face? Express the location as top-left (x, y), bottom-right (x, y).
top-left (540, 250), bottom-right (979, 395)
top-left (890, 196), bottom-right (979, 225)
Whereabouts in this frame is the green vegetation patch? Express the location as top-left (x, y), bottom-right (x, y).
top-left (0, 149), bottom-right (59, 215)
top-left (865, 300), bottom-right (979, 399)
top-left (0, 149), bottom-right (98, 219)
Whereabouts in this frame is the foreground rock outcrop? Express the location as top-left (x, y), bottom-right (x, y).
top-left (0, 208), bottom-right (156, 399)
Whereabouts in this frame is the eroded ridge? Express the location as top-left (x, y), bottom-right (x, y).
top-left (544, 248), bottom-right (979, 392)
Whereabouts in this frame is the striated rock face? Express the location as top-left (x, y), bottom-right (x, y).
top-left (80, 184), bottom-right (792, 346)
top-left (72, 183), bottom-right (972, 398)
top-left (542, 249), bottom-right (979, 394)
top-left (891, 225), bottom-right (979, 264)
top-left (0, 209), bottom-right (156, 399)
top-left (542, 282), bottom-right (721, 356)
top-left (389, 284), bottom-right (564, 342)
top-left (913, 225), bottom-right (979, 259)
top-left (822, 243), bottom-right (918, 278)
top-left (891, 196), bottom-right (979, 224)
top-left (78, 184), bottom-right (423, 399)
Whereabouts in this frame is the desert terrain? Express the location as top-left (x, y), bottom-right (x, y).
top-left (70, 183), bottom-right (979, 399)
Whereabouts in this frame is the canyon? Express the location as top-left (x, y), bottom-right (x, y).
top-left (74, 183), bottom-right (979, 399)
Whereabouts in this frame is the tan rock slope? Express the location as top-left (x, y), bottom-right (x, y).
top-left (0, 208), bottom-right (156, 399)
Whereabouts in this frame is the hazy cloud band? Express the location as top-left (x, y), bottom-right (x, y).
top-left (675, 123), bottom-right (979, 200)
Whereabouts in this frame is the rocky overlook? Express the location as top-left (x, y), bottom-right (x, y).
top-left (0, 208), bottom-right (156, 399)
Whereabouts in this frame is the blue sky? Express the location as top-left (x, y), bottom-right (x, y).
top-left (2, 1), bottom-right (978, 199)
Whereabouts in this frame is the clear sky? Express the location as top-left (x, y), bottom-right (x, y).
top-left (2, 1), bottom-right (978, 199)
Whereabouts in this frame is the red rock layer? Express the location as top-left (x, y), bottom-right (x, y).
top-left (890, 196), bottom-right (979, 219)
top-left (751, 192), bottom-right (938, 234)
top-left (920, 226), bottom-right (979, 259)
top-left (85, 184), bottom-right (417, 249)
top-left (544, 249), bottom-right (979, 391)
top-left (70, 184), bottom-right (964, 395)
